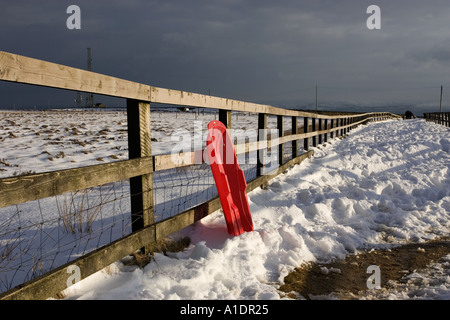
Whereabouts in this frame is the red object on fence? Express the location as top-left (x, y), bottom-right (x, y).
top-left (206, 120), bottom-right (254, 236)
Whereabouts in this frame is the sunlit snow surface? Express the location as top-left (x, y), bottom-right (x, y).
top-left (1, 110), bottom-right (449, 299)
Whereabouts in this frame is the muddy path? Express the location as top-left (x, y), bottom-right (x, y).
top-left (279, 237), bottom-right (450, 299)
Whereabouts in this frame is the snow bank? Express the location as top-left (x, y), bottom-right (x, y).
top-left (61, 119), bottom-right (450, 299)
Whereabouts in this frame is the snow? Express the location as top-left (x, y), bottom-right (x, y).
top-left (1, 109), bottom-right (449, 300)
top-left (64, 117), bottom-right (449, 300)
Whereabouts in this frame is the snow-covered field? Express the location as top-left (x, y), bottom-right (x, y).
top-left (0, 108), bottom-right (277, 293)
top-left (60, 117), bottom-right (449, 300)
top-left (1, 109), bottom-right (449, 300)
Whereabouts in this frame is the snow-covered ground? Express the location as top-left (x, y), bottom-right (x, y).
top-left (1, 109), bottom-right (449, 300)
top-left (57, 117), bottom-right (449, 300)
top-left (0, 108), bottom-right (277, 292)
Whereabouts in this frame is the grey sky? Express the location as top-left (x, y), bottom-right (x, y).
top-left (1, 0), bottom-right (450, 113)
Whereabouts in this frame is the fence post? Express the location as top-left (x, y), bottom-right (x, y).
top-left (291, 116), bottom-right (298, 158)
top-left (304, 117), bottom-right (309, 151)
top-left (318, 118), bottom-right (322, 145)
top-left (335, 118), bottom-right (340, 137)
top-left (219, 109), bottom-right (232, 129)
top-left (336, 118), bottom-right (342, 137)
top-left (126, 99), bottom-right (155, 241)
top-left (312, 117), bottom-right (317, 147)
top-left (324, 119), bottom-right (328, 143)
top-left (330, 118), bottom-right (334, 139)
top-left (278, 115), bottom-right (284, 166)
top-left (257, 113), bottom-right (267, 178)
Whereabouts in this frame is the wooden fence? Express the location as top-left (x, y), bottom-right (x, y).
top-left (0, 51), bottom-right (401, 299)
top-left (424, 112), bottom-right (450, 127)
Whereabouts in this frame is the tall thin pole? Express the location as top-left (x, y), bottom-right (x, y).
top-left (86, 48), bottom-right (94, 107)
top-left (75, 91), bottom-right (82, 108)
top-left (315, 85), bottom-right (318, 112)
top-left (440, 85), bottom-right (443, 113)
top-left (87, 47), bottom-right (92, 72)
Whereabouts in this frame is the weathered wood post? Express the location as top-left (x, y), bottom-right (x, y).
top-left (219, 109), bottom-right (232, 129)
top-left (292, 116), bottom-right (298, 158)
top-left (330, 118), bottom-right (334, 139)
top-left (126, 99), bottom-right (155, 241)
top-left (312, 117), bottom-right (317, 147)
top-left (324, 118), bottom-right (328, 143)
top-left (257, 113), bottom-right (267, 180)
top-left (278, 115), bottom-right (284, 166)
top-left (318, 118), bottom-right (322, 145)
top-left (304, 117), bottom-right (309, 151)
top-left (336, 118), bottom-right (342, 137)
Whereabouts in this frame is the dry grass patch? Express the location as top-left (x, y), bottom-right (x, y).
top-left (124, 236), bottom-right (191, 268)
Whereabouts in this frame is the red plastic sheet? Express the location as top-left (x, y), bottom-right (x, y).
top-left (206, 120), bottom-right (253, 236)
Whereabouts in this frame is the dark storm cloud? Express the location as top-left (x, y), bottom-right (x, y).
top-left (1, 0), bottom-right (450, 109)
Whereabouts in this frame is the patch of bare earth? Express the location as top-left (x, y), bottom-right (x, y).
top-left (279, 237), bottom-right (450, 299)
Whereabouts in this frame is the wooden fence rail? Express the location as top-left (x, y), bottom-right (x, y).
top-left (0, 51), bottom-right (401, 299)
